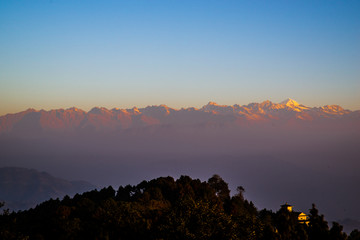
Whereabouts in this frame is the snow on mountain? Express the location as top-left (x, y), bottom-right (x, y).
top-left (141, 105), bottom-right (174, 117)
top-left (280, 98), bottom-right (300, 106)
top-left (0, 99), bottom-right (358, 134)
top-left (278, 98), bottom-right (311, 112)
top-left (201, 102), bottom-right (236, 115)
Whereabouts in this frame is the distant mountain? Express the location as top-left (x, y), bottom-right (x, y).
top-left (0, 99), bottom-right (359, 135)
top-left (338, 218), bottom-right (360, 234)
top-left (0, 167), bottom-right (96, 211)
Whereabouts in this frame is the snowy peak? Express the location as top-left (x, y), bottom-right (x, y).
top-left (141, 104), bottom-right (174, 116)
top-left (89, 107), bottom-right (111, 115)
top-left (207, 101), bottom-right (219, 106)
top-left (280, 98), bottom-right (300, 107)
top-left (66, 107), bottom-right (84, 113)
top-left (318, 105), bottom-right (349, 115)
top-left (279, 98), bottom-right (310, 112)
top-left (201, 102), bottom-right (235, 114)
top-left (201, 102), bottom-right (220, 110)
top-left (202, 101), bottom-right (232, 109)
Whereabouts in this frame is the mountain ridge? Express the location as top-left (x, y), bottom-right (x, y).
top-left (1, 99), bottom-right (359, 134)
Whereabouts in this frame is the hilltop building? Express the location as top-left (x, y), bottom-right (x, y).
top-left (281, 203), bottom-right (310, 225)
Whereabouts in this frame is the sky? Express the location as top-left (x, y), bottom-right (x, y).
top-left (1, 0), bottom-right (359, 115)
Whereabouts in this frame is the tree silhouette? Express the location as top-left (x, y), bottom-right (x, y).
top-left (0, 175), bottom-right (354, 240)
top-left (308, 204), bottom-right (329, 240)
top-left (208, 174), bottom-right (230, 204)
top-left (329, 222), bottom-right (347, 240)
top-left (349, 229), bottom-right (360, 240)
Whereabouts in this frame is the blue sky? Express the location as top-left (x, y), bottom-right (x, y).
top-left (1, 0), bottom-right (359, 115)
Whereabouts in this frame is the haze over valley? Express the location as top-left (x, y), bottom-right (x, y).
top-left (1, 99), bottom-right (359, 226)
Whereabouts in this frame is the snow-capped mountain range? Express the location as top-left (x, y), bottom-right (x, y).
top-left (1, 99), bottom-right (359, 134)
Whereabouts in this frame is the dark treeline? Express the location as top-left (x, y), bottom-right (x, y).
top-left (1, 175), bottom-right (359, 240)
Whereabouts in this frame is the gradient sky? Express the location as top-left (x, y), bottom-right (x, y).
top-left (1, 0), bottom-right (359, 115)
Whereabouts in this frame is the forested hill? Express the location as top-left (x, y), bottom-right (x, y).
top-left (1, 175), bottom-right (359, 240)
top-left (0, 167), bottom-right (96, 211)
